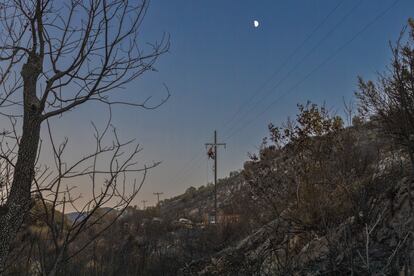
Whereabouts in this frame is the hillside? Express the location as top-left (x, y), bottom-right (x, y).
top-left (7, 108), bottom-right (412, 275)
top-left (160, 171), bottom-right (244, 223)
top-left (163, 120), bottom-right (413, 275)
top-left (7, 116), bottom-right (413, 275)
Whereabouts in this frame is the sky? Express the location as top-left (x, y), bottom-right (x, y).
top-left (46, 0), bottom-right (414, 208)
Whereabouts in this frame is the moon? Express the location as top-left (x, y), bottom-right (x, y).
top-left (253, 20), bottom-right (260, 28)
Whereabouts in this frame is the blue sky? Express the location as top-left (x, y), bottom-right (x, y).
top-left (50, 0), bottom-right (414, 207)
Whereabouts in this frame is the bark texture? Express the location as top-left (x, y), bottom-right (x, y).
top-left (0, 54), bottom-right (42, 273)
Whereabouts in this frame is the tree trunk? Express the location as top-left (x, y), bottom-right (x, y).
top-left (0, 55), bottom-right (42, 273)
top-left (408, 149), bottom-right (414, 211)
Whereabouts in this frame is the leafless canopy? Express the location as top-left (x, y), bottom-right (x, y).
top-left (0, 0), bottom-right (169, 273)
top-left (0, 0), bottom-right (169, 117)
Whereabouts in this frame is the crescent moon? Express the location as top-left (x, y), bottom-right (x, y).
top-left (253, 20), bottom-right (259, 28)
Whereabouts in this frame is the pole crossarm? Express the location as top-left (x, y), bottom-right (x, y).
top-left (205, 143), bottom-right (226, 147)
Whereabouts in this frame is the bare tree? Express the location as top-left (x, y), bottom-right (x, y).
top-left (357, 19), bottom-right (414, 201)
top-left (35, 113), bottom-right (157, 275)
top-left (356, 18), bottom-right (414, 273)
top-left (0, 0), bottom-right (169, 272)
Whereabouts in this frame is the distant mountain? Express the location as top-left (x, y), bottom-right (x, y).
top-left (65, 212), bottom-right (87, 222)
top-left (65, 207), bottom-right (119, 223)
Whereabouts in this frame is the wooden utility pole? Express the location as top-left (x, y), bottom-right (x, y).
top-left (205, 130), bottom-right (226, 223)
top-left (141, 200), bottom-right (147, 210)
top-left (153, 192), bottom-right (163, 205)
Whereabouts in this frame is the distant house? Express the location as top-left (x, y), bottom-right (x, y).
top-left (203, 210), bottom-right (240, 225)
top-left (172, 218), bottom-right (193, 229)
top-left (218, 213), bottom-right (240, 224)
top-left (178, 218), bottom-right (192, 225)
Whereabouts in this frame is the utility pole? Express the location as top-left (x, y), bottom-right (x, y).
top-left (141, 200), bottom-right (147, 210)
top-left (205, 130), bottom-right (226, 224)
top-left (153, 192), bottom-right (163, 206)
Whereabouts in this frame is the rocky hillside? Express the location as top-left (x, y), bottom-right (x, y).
top-left (175, 118), bottom-right (414, 275)
top-left (183, 177), bottom-right (412, 275)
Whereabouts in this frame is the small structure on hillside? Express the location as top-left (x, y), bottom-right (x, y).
top-left (172, 218), bottom-right (194, 229)
top-left (178, 218), bottom-right (193, 225)
top-left (203, 210), bottom-right (240, 225)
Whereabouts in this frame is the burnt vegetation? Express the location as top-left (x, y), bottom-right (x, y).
top-left (0, 0), bottom-right (413, 275)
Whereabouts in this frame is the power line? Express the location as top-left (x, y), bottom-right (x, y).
top-left (168, 150), bottom-right (205, 188)
top-left (224, 0), bottom-right (401, 142)
top-left (219, 0), bottom-right (346, 133)
top-left (222, 0), bottom-right (364, 140)
top-left (167, 0), bottom-right (400, 193)
top-left (167, 0), bottom-right (348, 191)
top-left (167, 149), bottom-right (204, 188)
